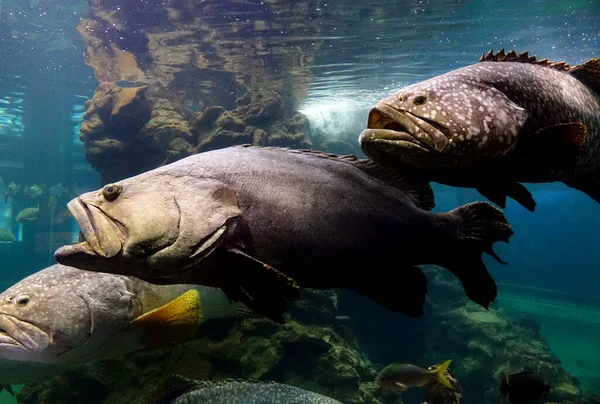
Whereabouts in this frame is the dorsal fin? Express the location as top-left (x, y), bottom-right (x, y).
top-left (351, 159), bottom-right (435, 211)
top-left (235, 145), bottom-right (436, 211)
top-left (478, 50), bottom-right (600, 94)
top-left (569, 57), bottom-right (600, 95)
top-left (478, 49), bottom-right (572, 72)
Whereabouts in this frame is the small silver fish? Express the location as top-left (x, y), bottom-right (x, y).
top-left (49, 183), bottom-right (70, 201)
top-left (376, 360), bottom-right (452, 392)
top-left (25, 184), bottom-right (42, 199)
top-left (3, 182), bottom-right (19, 203)
top-left (15, 205), bottom-right (41, 222)
top-left (0, 229), bottom-right (15, 243)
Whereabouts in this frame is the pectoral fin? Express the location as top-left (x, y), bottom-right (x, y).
top-left (476, 182), bottom-right (536, 212)
top-left (564, 176), bottom-right (600, 205)
top-left (510, 122), bottom-right (587, 174)
top-left (220, 248), bottom-right (301, 324)
top-left (475, 122), bottom-right (586, 212)
top-left (131, 289), bottom-right (203, 347)
top-left (529, 122), bottom-right (587, 169)
top-left (394, 382), bottom-right (408, 391)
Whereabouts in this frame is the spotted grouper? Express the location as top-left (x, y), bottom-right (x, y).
top-left (142, 375), bottom-right (342, 404)
top-left (54, 145), bottom-right (514, 322)
top-left (0, 264), bottom-right (254, 365)
top-left (359, 49), bottom-right (600, 211)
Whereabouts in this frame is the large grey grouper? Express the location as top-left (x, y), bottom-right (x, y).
top-left (142, 375), bottom-right (342, 404)
top-left (360, 49), bottom-right (600, 211)
top-left (54, 145), bottom-right (514, 322)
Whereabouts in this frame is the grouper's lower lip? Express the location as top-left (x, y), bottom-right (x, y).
top-left (0, 314), bottom-right (50, 351)
top-left (359, 129), bottom-right (431, 152)
top-left (54, 240), bottom-right (98, 261)
top-left (0, 330), bottom-right (22, 347)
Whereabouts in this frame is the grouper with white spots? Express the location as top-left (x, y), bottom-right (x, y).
top-left (0, 263), bottom-right (251, 365)
top-left (54, 145), bottom-right (514, 322)
top-left (142, 375), bottom-right (343, 404)
top-left (360, 49), bottom-right (600, 212)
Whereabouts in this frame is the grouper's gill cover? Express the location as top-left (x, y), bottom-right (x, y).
top-left (360, 49), bottom-right (600, 211)
top-left (0, 265), bottom-right (135, 364)
top-left (62, 169), bottom-right (242, 278)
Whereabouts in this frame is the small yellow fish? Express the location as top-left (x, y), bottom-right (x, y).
top-left (376, 359), bottom-right (452, 392)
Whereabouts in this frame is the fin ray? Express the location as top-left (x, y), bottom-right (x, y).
top-left (132, 289), bottom-right (203, 347)
top-left (569, 57), bottom-right (600, 95)
top-left (218, 248), bottom-right (301, 323)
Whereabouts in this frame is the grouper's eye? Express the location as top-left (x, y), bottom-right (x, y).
top-left (15, 294), bottom-right (30, 307)
top-left (102, 184), bottom-right (122, 201)
top-left (413, 95), bottom-right (427, 106)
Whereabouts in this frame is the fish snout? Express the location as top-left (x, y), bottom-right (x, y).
top-left (366, 103), bottom-right (449, 152)
top-left (59, 198), bottom-right (123, 260)
top-left (0, 314), bottom-right (50, 360)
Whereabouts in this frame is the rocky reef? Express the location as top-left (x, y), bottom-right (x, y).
top-left (79, 83), bottom-right (312, 183)
top-left (420, 266), bottom-right (583, 404)
top-left (74, 0), bottom-right (329, 183)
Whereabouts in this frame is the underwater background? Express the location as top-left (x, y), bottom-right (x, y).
top-left (0, 0), bottom-right (599, 403)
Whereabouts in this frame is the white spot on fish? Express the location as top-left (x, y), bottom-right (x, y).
top-left (467, 126), bottom-right (481, 137)
top-left (483, 120), bottom-right (490, 134)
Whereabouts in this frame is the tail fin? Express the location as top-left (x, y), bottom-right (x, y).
top-left (442, 202), bottom-right (514, 309)
top-left (498, 373), bottom-right (509, 404)
top-left (431, 359), bottom-right (452, 389)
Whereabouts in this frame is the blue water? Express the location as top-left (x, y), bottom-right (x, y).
top-left (0, 0), bottom-right (599, 402)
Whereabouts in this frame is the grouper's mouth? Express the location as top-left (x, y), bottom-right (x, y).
top-left (0, 314), bottom-right (50, 354)
top-left (359, 103), bottom-right (449, 153)
top-left (54, 198), bottom-right (123, 259)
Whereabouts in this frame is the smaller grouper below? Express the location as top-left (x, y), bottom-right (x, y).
top-left (54, 145), bottom-right (514, 322)
top-left (142, 375), bottom-right (342, 404)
